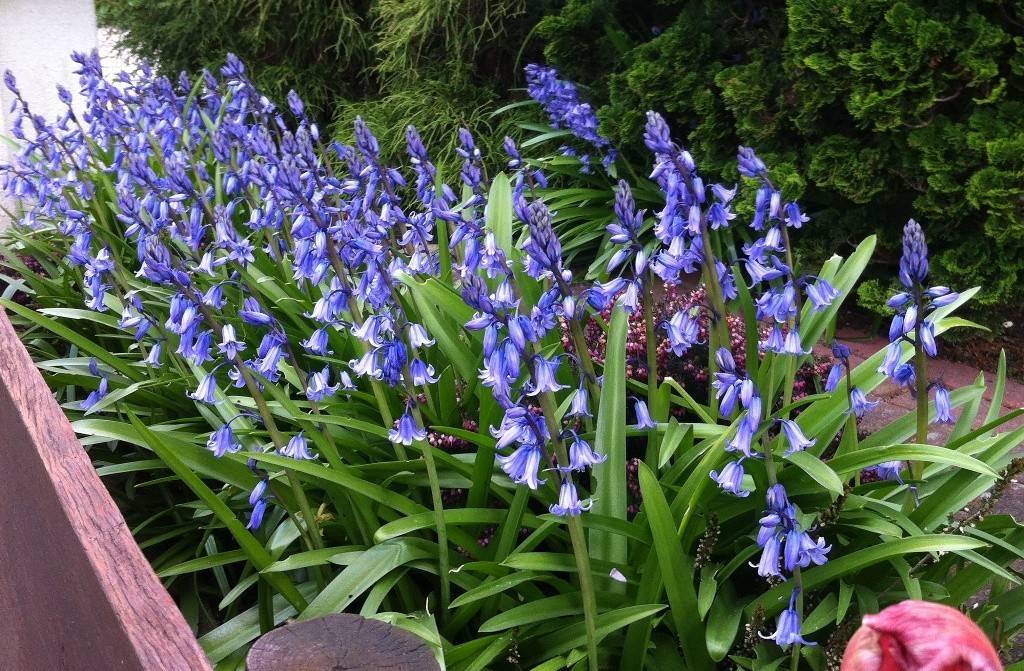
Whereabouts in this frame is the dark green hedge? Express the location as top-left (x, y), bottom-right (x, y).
top-left (99, 1), bottom-right (1024, 316)
top-left (96, 0), bottom-right (549, 173)
top-left (539, 0), bottom-right (1024, 315)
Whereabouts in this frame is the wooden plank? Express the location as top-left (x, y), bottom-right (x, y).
top-left (0, 308), bottom-right (211, 670)
top-left (247, 613), bottom-right (439, 671)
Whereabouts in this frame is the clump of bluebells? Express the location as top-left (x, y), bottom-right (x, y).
top-left (525, 64), bottom-right (617, 173)
top-left (3, 55), bottom-right (1022, 670)
top-left (879, 220), bottom-right (959, 421)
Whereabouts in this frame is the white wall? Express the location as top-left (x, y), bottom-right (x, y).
top-left (0, 0), bottom-right (98, 130)
top-left (0, 0), bottom-right (99, 223)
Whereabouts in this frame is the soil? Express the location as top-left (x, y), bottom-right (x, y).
top-left (840, 305), bottom-right (1024, 383)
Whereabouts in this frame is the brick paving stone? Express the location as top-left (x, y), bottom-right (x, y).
top-left (822, 327), bottom-right (1024, 521)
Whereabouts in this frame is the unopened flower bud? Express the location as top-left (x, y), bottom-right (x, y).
top-left (841, 601), bottom-right (1001, 671)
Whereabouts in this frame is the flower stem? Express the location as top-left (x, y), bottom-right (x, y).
top-left (699, 233), bottom-right (730, 418)
top-left (323, 239), bottom-right (402, 458)
top-left (912, 312), bottom-right (929, 480)
top-left (780, 224), bottom-right (802, 417)
top-left (408, 399), bottom-right (451, 617)
top-left (643, 292), bottom-right (660, 463)
top-left (193, 300), bottom-right (325, 556)
top-left (535, 389), bottom-right (600, 671)
top-left (567, 516), bottom-right (601, 671)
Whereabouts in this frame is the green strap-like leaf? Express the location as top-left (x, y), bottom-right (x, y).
top-left (638, 462), bottom-right (714, 671)
top-left (300, 539), bottom-right (435, 619)
top-left (746, 535), bottom-right (988, 615)
top-left (126, 413), bottom-right (307, 611)
top-left (591, 302), bottom-right (628, 571)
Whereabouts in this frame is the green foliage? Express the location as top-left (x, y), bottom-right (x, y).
top-left (7, 186), bottom-right (1024, 666)
top-left (97, 0), bottom-right (546, 173)
top-left (97, 1), bottom-right (371, 118)
top-left (537, 0), bottom-right (1024, 316)
top-left (856, 278), bottom-right (895, 321)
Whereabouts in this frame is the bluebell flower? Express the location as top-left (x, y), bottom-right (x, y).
top-left (825, 363), bottom-right (844, 392)
top-left (143, 341), bottom-right (163, 367)
top-left (934, 384), bottom-right (955, 424)
top-left (525, 64), bottom-right (616, 168)
top-left (785, 532), bottom-right (808, 569)
top-left (301, 327), bottom-right (333, 355)
top-left (727, 420), bottom-right (759, 458)
top-left (762, 591), bottom-right (815, 648)
top-left (202, 283), bottom-right (226, 308)
top-left (798, 533), bottom-right (831, 567)
top-left (710, 459), bottom-right (749, 497)
top-left (498, 442), bottom-right (546, 490)
top-left (644, 111), bottom-right (675, 155)
top-left (352, 315), bottom-right (390, 347)
top-left (407, 323), bottom-right (434, 348)
top-left (805, 279), bottom-right (839, 311)
top-left (246, 498), bottom-right (268, 531)
top-left (765, 483), bottom-right (790, 511)
top-left (831, 340), bottom-right (851, 360)
top-left (717, 262), bottom-right (738, 300)
top-left (566, 431), bottom-right (606, 471)
top-left (189, 371), bottom-right (219, 404)
top-left (761, 324), bottom-right (786, 353)
top-left (607, 180), bottom-right (643, 253)
top-left (306, 366), bottom-right (340, 402)
top-left (281, 432), bottom-right (315, 460)
top-left (632, 398), bottom-right (657, 429)
top-left (522, 200), bottom-right (564, 280)
top-left (218, 324), bottom-right (246, 359)
top-left (756, 534), bottom-right (783, 577)
top-left (892, 363), bottom-right (916, 389)
top-left (737, 146), bottom-right (766, 178)
top-left (869, 460), bottom-right (906, 483)
top-left (550, 479), bottom-right (592, 517)
top-left (409, 358), bottom-right (438, 386)
top-left (239, 297), bottom-right (272, 326)
top-left (899, 219), bottom-right (929, 288)
top-left (926, 286), bottom-right (959, 307)
top-left (756, 284), bottom-right (797, 323)
top-left (348, 350), bottom-right (378, 378)
top-left (920, 320), bottom-right (937, 357)
top-left (389, 407), bottom-right (427, 446)
top-left (80, 375), bottom-right (109, 410)
top-left (249, 479), bottom-right (269, 507)
top-left (3, 69), bottom-right (19, 95)
top-left (850, 388), bottom-right (879, 418)
top-left (878, 342), bottom-right (903, 377)
top-left (887, 292), bottom-right (912, 309)
top-left (902, 305), bottom-right (918, 335)
top-left (783, 202), bottom-right (809, 228)
top-left (527, 355), bottom-right (567, 396)
top-left (568, 385), bottom-right (592, 418)
top-left (716, 381), bottom-right (741, 417)
top-left (779, 419), bottom-right (815, 455)
top-left (781, 329), bottom-right (808, 356)
top-left (707, 201), bottom-right (736, 230)
top-left (378, 340), bottom-right (408, 387)
top-left (491, 406), bottom-right (541, 449)
top-left (166, 295), bottom-right (198, 335)
top-left (207, 424), bottom-right (241, 457)
top-left (889, 313), bottom-right (906, 343)
top-left (503, 135), bottom-right (522, 169)
top-left (745, 393), bottom-right (761, 430)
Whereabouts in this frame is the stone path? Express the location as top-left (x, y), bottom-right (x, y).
top-left (824, 327), bottom-right (1024, 519)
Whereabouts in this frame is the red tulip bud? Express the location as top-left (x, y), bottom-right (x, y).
top-left (841, 601), bottom-right (1002, 671)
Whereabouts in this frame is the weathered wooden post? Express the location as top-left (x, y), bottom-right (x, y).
top-left (0, 309), bottom-right (211, 670)
top-left (246, 613), bottom-right (439, 671)
top-left (0, 308), bottom-right (442, 669)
